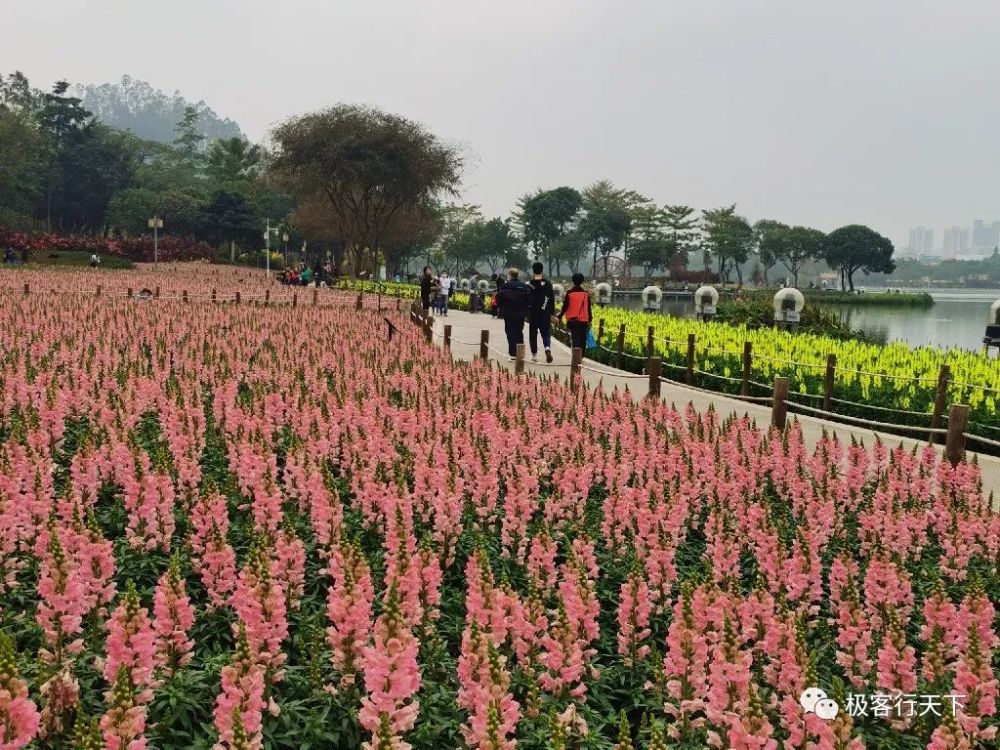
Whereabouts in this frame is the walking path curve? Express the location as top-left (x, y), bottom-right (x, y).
top-left (429, 309), bottom-right (1000, 496)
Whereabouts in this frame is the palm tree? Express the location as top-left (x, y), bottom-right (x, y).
top-left (205, 137), bottom-right (262, 189)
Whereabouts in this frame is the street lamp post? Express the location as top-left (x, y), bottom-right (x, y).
top-left (147, 216), bottom-right (163, 268)
top-left (282, 232), bottom-right (289, 270)
top-left (263, 219), bottom-right (283, 278)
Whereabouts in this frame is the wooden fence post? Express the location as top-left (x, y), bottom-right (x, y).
top-left (772, 377), bottom-right (789, 431)
top-left (154, 286), bottom-right (160, 299)
top-left (741, 341), bottom-right (752, 396)
top-left (292, 293), bottom-right (297, 308)
top-left (235, 292), bottom-right (241, 305)
top-left (479, 330), bottom-right (489, 360)
top-left (570, 347), bottom-right (583, 390)
top-left (264, 289), bottom-right (270, 306)
top-left (313, 289), bottom-right (319, 306)
top-left (597, 319), bottom-right (605, 346)
top-left (356, 293), bottom-right (363, 311)
top-left (183, 290), bottom-right (188, 303)
top-left (96, 285), bottom-right (101, 297)
top-left (686, 333), bottom-right (696, 385)
top-left (647, 357), bottom-right (662, 399)
top-left (930, 364), bottom-right (951, 444)
top-left (23, 283), bottom-right (29, 296)
top-left (613, 324), bottom-right (626, 369)
top-left (945, 404), bottom-right (970, 466)
top-left (424, 316), bottom-right (433, 343)
top-left (127, 287), bottom-right (132, 298)
top-left (444, 324), bottom-right (452, 350)
top-left (515, 344), bottom-right (525, 374)
top-left (646, 326), bottom-right (655, 357)
top-left (211, 289), bottom-right (217, 303)
top-left (377, 293), bottom-right (382, 311)
top-left (823, 354), bottom-right (837, 411)
top-left (396, 297), bottom-right (401, 311)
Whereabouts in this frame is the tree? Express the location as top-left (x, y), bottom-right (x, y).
top-left (157, 191), bottom-right (203, 236)
top-left (580, 180), bottom-right (632, 278)
top-left (549, 229), bottom-right (589, 275)
top-left (173, 106), bottom-right (205, 162)
top-left (36, 80), bottom-right (93, 229)
top-left (50, 125), bottom-right (139, 231)
top-left (824, 224), bottom-right (896, 291)
top-left (0, 108), bottom-right (46, 224)
top-left (269, 104), bottom-right (462, 273)
top-left (380, 202), bottom-right (439, 277)
top-left (0, 71), bottom-right (42, 114)
top-left (440, 216), bottom-right (517, 276)
top-left (436, 203), bottom-right (483, 273)
top-left (661, 205), bottom-right (699, 279)
top-left (514, 186), bottom-right (582, 272)
top-left (205, 137), bottom-right (262, 191)
top-left (753, 219), bottom-right (786, 286)
top-left (628, 205), bottom-right (669, 279)
top-left (198, 191), bottom-right (258, 258)
top-left (106, 188), bottom-right (161, 233)
top-left (701, 206), bottom-right (753, 283)
top-left (777, 226), bottom-right (825, 287)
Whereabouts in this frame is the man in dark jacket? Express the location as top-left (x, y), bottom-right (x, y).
top-left (527, 262), bottom-right (555, 363)
top-left (496, 267), bottom-right (533, 360)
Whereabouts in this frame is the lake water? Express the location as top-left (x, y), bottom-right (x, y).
top-left (610, 289), bottom-right (1000, 351)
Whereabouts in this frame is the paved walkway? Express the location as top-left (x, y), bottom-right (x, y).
top-left (429, 309), bottom-right (1000, 495)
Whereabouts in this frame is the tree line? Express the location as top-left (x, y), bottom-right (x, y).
top-left (0, 72), bottom-right (287, 261)
top-left (1, 72), bottom-right (895, 289)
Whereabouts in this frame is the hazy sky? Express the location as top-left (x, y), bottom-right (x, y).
top-left (7, 0), bottom-right (1000, 248)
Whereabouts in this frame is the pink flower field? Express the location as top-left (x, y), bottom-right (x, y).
top-left (0, 268), bottom-right (996, 750)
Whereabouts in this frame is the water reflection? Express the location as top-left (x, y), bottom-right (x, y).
top-left (608, 289), bottom-right (999, 351)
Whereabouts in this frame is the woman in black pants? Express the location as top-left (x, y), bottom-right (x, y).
top-left (558, 273), bottom-right (592, 350)
top-left (419, 266), bottom-right (433, 313)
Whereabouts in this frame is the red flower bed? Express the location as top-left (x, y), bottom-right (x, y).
top-left (0, 229), bottom-right (216, 263)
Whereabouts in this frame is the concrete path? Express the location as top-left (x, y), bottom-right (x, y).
top-left (429, 309), bottom-right (1000, 495)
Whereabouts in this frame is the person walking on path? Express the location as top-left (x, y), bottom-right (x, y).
top-left (438, 272), bottom-right (453, 316)
top-left (420, 266), bottom-right (433, 314)
top-left (558, 272), bottom-right (592, 351)
top-left (496, 268), bottom-right (532, 360)
top-left (528, 262), bottom-right (555, 362)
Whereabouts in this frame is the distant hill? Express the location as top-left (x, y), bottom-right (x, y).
top-left (73, 76), bottom-right (243, 146)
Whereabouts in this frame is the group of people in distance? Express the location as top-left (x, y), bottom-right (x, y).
top-left (281, 262), bottom-right (333, 287)
top-left (419, 262), bottom-right (593, 363)
top-left (419, 270), bottom-right (455, 316)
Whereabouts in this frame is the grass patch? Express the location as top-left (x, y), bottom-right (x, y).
top-left (21, 250), bottom-right (134, 269)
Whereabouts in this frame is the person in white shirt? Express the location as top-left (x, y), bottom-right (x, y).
top-left (438, 273), bottom-right (452, 316)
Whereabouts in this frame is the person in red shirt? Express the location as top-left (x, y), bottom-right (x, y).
top-left (558, 272), bottom-right (592, 350)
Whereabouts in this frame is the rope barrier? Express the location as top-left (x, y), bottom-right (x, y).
top-left (787, 390), bottom-right (824, 400)
top-left (656, 376), bottom-right (772, 404)
top-left (963, 432), bottom-right (1000, 449)
top-left (752, 353), bottom-right (826, 369)
top-left (830, 365), bottom-right (939, 383)
top-left (949, 379), bottom-right (1000, 395)
top-left (578, 363), bottom-right (648, 379)
top-left (827, 396), bottom-right (934, 418)
top-left (786, 402), bottom-right (948, 435)
top-left (694, 370), bottom-right (745, 384)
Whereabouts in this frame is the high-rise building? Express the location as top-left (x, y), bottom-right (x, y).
top-left (972, 219), bottom-right (1000, 250)
top-left (907, 227), bottom-right (934, 255)
top-left (943, 226), bottom-right (970, 259)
